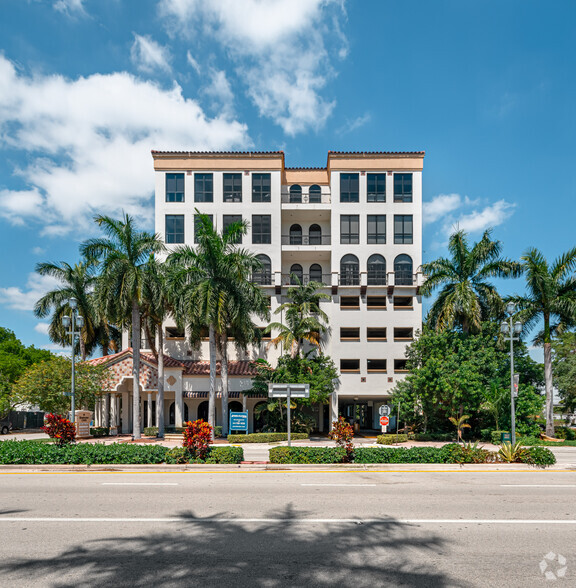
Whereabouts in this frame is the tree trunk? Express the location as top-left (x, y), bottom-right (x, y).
top-left (208, 324), bottom-right (217, 441)
top-left (132, 301), bottom-right (141, 439)
top-left (221, 333), bottom-right (229, 437)
top-left (144, 322), bottom-right (157, 357)
top-left (544, 341), bottom-right (555, 437)
top-left (79, 335), bottom-right (86, 362)
top-left (157, 323), bottom-right (165, 438)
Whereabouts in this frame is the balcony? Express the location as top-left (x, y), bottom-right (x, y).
top-left (280, 273), bottom-right (332, 286)
top-left (281, 193), bottom-right (331, 205)
top-left (281, 235), bottom-right (331, 246)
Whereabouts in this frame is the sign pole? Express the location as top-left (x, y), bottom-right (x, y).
top-left (287, 385), bottom-right (291, 447)
top-left (396, 402), bottom-right (401, 445)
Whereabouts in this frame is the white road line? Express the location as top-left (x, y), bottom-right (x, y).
top-left (301, 484), bottom-right (377, 487)
top-left (1, 517), bottom-right (576, 524)
top-left (101, 483), bottom-right (179, 486)
top-left (501, 484), bottom-right (576, 488)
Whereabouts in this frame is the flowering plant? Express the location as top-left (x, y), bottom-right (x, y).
top-left (182, 419), bottom-right (213, 460)
top-left (328, 417), bottom-right (355, 462)
top-left (42, 413), bottom-right (76, 446)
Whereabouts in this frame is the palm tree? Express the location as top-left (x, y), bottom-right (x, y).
top-left (81, 214), bottom-right (165, 439)
top-left (34, 261), bottom-right (97, 360)
top-left (421, 230), bottom-right (521, 334)
top-left (449, 414), bottom-right (471, 443)
top-left (509, 247), bottom-right (576, 436)
top-left (168, 212), bottom-right (268, 437)
top-left (267, 276), bottom-right (330, 358)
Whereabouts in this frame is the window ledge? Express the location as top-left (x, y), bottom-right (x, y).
top-left (367, 306), bottom-right (387, 310)
top-left (367, 338), bottom-right (387, 342)
top-left (340, 338), bottom-right (361, 342)
top-left (367, 370), bottom-right (387, 373)
top-left (340, 369), bottom-right (360, 373)
top-left (394, 369), bottom-right (409, 374)
top-left (394, 338), bottom-right (414, 342)
top-left (393, 306), bottom-right (414, 310)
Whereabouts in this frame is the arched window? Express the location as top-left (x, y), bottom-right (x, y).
top-left (309, 263), bottom-right (323, 283)
top-left (340, 254), bottom-right (360, 286)
top-left (367, 254), bottom-right (386, 285)
top-left (169, 402), bottom-right (189, 425)
top-left (253, 254), bottom-right (272, 285)
top-left (309, 184), bottom-right (321, 203)
top-left (290, 185), bottom-right (302, 203)
top-left (394, 254), bottom-right (413, 285)
top-left (309, 224), bottom-right (322, 245)
top-left (229, 401), bottom-right (243, 414)
top-left (197, 401), bottom-right (209, 422)
top-left (289, 224), bottom-right (302, 245)
top-left (290, 264), bottom-right (303, 285)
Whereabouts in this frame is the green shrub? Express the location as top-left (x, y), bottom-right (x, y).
top-left (413, 433), bottom-right (454, 442)
top-left (555, 427), bottom-right (576, 440)
top-left (355, 446), bottom-right (452, 464)
top-left (491, 430), bottom-right (510, 445)
top-left (90, 427), bottom-right (109, 437)
top-left (164, 446), bottom-right (244, 464)
top-left (214, 426), bottom-right (223, 438)
top-left (521, 446), bottom-right (556, 467)
top-left (227, 432), bottom-right (309, 443)
top-left (143, 427), bottom-right (158, 437)
top-left (441, 442), bottom-right (495, 464)
top-left (269, 446), bottom-right (346, 464)
top-left (377, 434), bottom-right (408, 444)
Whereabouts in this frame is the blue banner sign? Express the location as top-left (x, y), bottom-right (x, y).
top-left (229, 411), bottom-right (248, 432)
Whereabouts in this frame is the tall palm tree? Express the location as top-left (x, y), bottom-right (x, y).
top-left (509, 247), bottom-right (576, 436)
top-left (34, 261), bottom-right (97, 360)
top-left (421, 230), bottom-right (521, 334)
top-left (267, 276), bottom-right (330, 358)
top-left (168, 213), bottom-right (268, 437)
top-left (81, 214), bottom-right (165, 439)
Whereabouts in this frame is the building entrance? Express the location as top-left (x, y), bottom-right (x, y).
top-left (342, 402), bottom-right (373, 429)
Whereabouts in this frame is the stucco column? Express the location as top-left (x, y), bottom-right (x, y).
top-left (94, 397), bottom-right (100, 427)
top-left (115, 395), bottom-right (121, 427)
top-left (147, 393), bottom-right (152, 428)
top-left (174, 379), bottom-right (183, 428)
top-left (121, 391), bottom-right (130, 434)
top-left (330, 391), bottom-right (338, 431)
top-left (318, 403), bottom-right (324, 432)
top-left (109, 393), bottom-right (118, 434)
top-left (103, 394), bottom-right (110, 430)
top-left (242, 394), bottom-right (247, 412)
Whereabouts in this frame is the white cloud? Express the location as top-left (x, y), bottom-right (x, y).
top-left (186, 51), bottom-right (201, 74)
top-left (130, 34), bottom-right (172, 74)
top-left (338, 113), bottom-right (371, 135)
top-left (0, 273), bottom-right (61, 312)
top-left (53, 0), bottom-right (86, 17)
top-left (34, 322), bottom-right (50, 335)
top-left (423, 193), bottom-right (462, 225)
top-left (31, 246), bottom-right (46, 255)
top-left (203, 69), bottom-right (235, 117)
top-left (0, 55), bottom-right (250, 235)
top-left (448, 200), bottom-right (515, 234)
top-left (160, 0), bottom-right (347, 135)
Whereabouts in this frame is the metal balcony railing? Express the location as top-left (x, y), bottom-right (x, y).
top-left (280, 273), bottom-right (332, 286)
top-left (281, 194), bottom-right (331, 204)
top-left (281, 235), bottom-right (331, 246)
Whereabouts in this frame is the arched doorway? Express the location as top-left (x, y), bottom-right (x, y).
top-left (197, 400), bottom-right (209, 422)
top-left (169, 402), bottom-right (189, 425)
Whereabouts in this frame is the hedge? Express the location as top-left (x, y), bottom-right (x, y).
top-left (164, 446), bottom-right (243, 464)
top-left (0, 440), bottom-right (244, 465)
top-left (268, 444), bottom-right (555, 466)
top-left (89, 427), bottom-right (109, 437)
top-left (377, 434), bottom-right (408, 445)
top-left (228, 433), bottom-right (309, 444)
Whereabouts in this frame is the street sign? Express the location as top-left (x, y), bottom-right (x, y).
top-left (229, 411), bottom-right (248, 432)
top-left (379, 405), bottom-right (391, 417)
top-left (513, 374), bottom-right (519, 398)
top-left (379, 416), bottom-right (389, 426)
top-left (267, 383), bottom-right (310, 398)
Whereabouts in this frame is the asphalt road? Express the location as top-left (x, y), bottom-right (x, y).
top-left (0, 469), bottom-right (575, 587)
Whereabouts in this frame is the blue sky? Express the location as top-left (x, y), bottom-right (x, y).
top-left (0, 0), bottom-right (575, 355)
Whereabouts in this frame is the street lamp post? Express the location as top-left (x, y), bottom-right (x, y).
top-left (62, 298), bottom-right (84, 425)
top-left (501, 302), bottom-right (522, 445)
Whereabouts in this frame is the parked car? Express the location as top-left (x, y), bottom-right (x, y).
top-left (1, 418), bottom-right (12, 435)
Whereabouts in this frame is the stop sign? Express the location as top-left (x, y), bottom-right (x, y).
top-left (379, 416), bottom-right (389, 426)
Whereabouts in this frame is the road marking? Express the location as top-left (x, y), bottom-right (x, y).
top-left (501, 484), bottom-right (576, 488)
top-left (301, 483), bottom-right (377, 487)
top-left (101, 482), bottom-right (178, 486)
top-left (1, 517), bottom-right (576, 525)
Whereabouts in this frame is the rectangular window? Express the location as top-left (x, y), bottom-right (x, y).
top-left (394, 296), bottom-right (413, 309)
top-left (394, 327), bottom-right (414, 341)
top-left (223, 173), bottom-right (242, 202)
top-left (340, 296), bottom-right (360, 309)
top-left (194, 173), bottom-right (213, 202)
top-left (252, 173), bottom-right (271, 202)
top-left (394, 359), bottom-right (408, 373)
top-left (223, 214), bottom-right (242, 244)
top-left (166, 173), bottom-right (184, 202)
top-left (367, 296), bottom-right (387, 308)
top-left (367, 214), bottom-right (386, 244)
top-left (165, 326), bottom-right (185, 339)
top-left (340, 215), bottom-right (359, 244)
top-left (257, 327), bottom-right (271, 341)
top-left (367, 327), bottom-right (387, 340)
top-left (165, 215), bottom-right (184, 244)
top-left (340, 173), bottom-right (359, 203)
top-left (340, 359), bottom-right (360, 372)
top-left (367, 173), bottom-right (386, 202)
top-left (367, 359), bottom-right (387, 372)
top-left (394, 215), bottom-right (413, 244)
top-left (340, 327), bottom-right (360, 340)
top-left (394, 173), bottom-right (413, 202)
top-left (194, 214), bottom-right (213, 244)
top-left (252, 215), bottom-right (271, 244)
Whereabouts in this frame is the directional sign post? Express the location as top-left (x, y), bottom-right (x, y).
top-left (268, 383), bottom-right (310, 446)
top-left (379, 405), bottom-right (391, 417)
